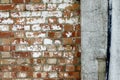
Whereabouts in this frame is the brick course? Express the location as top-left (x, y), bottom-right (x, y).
top-left (0, 0), bottom-right (80, 79)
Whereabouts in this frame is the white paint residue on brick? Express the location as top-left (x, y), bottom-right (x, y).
top-left (24, 25), bottom-right (30, 30)
top-left (42, 25), bottom-right (50, 31)
top-left (26, 32), bottom-right (34, 38)
top-left (40, 45), bottom-right (46, 51)
top-left (20, 39), bottom-right (28, 44)
top-left (64, 0), bottom-right (73, 3)
top-left (32, 52), bottom-right (42, 58)
top-left (31, 11), bottom-right (41, 17)
top-left (34, 66), bottom-right (42, 71)
top-left (64, 73), bottom-right (68, 77)
top-left (57, 4), bottom-right (72, 10)
top-left (44, 65), bottom-right (52, 71)
top-left (66, 32), bottom-right (72, 37)
top-left (66, 17), bottom-right (79, 24)
top-left (49, 18), bottom-right (54, 23)
top-left (53, 11), bottom-right (62, 17)
top-left (44, 39), bottom-right (53, 45)
top-left (26, 18), bottom-right (46, 24)
top-left (52, 25), bottom-right (62, 30)
top-left (1, 18), bottom-right (13, 24)
top-left (47, 4), bottom-right (57, 10)
top-left (41, 11), bottom-right (48, 17)
top-left (18, 72), bottom-right (27, 78)
top-left (52, 0), bottom-right (62, 3)
top-left (58, 18), bottom-right (65, 23)
top-left (32, 25), bottom-right (41, 31)
top-left (49, 72), bottom-right (58, 78)
top-left (0, 12), bottom-right (9, 18)
top-left (54, 40), bottom-right (61, 44)
top-left (0, 25), bottom-right (9, 31)
top-left (38, 33), bottom-right (46, 38)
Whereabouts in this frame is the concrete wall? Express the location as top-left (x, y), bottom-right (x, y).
top-left (81, 0), bottom-right (108, 80)
top-left (109, 0), bottom-right (120, 80)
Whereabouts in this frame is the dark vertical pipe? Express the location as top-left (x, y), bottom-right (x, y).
top-left (106, 0), bottom-right (112, 80)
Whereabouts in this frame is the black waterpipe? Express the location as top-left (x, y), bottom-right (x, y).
top-left (106, 0), bottom-right (112, 80)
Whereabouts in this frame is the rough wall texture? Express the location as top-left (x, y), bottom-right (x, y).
top-left (81, 0), bottom-right (108, 80)
top-left (0, 0), bottom-right (81, 80)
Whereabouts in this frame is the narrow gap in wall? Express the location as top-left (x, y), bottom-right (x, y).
top-left (106, 0), bottom-right (112, 80)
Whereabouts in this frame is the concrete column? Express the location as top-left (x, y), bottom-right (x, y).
top-left (81, 0), bottom-right (108, 80)
top-left (109, 0), bottom-right (120, 80)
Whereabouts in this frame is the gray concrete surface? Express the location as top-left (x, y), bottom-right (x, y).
top-left (81, 0), bottom-right (108, 80)
top-left (109, 0), bottom-right (120, 80)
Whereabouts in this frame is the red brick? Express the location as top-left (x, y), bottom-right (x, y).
top-left (12, 0), bottom-right (30, 3)
top-left (64, 24), bottom-right (73, 31)
top-left (31, 0), bottom-right (41, 3)
top-left (75, 38), bottom-right (81, 44)
top-left (65, 3), bottom-right (80, 11)
top-left (0, 46), bottom-right (11, 51)
top-left (48, 17), bottom-right (58, 23)
top-left (66, 65), bottom-right (75, 71)
top-left (75, 24), bottom-right (81, 30)
top-left (0, 5), bottom-right (14, 10)
top-left (63, 38), bottom-right (73, 45)
top-left (0, 32), bottom-right (14, 38)
top-left (48, 32), bottom-right (61, 38)
top-left (72, 31), bottom-right (80, 37)
top-left (12, 52), bottom-right (31, 58)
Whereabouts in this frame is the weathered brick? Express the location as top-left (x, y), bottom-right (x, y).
top-left (0, 25), bottom-right (9, 31)
top-left (0, 0), bottom-right (80, 79)
top-left (58, 17), bottom-right (79, 24)
top-left (66, 65), bottom-right (75, 71)
top-left (15, 31), bottom-right (25, 38)
top-left (26, 18), bottom-right (46, 24)
top-left (48, 31), bottom-right (61, 38)
top-left (47, 58), bottom-right (57, 64)
top-left (0, 59), bottom-right (16, 64)
top-left (50, 24), bottom-right (62, 30)
top-left (65, 3), bottom-right (80, 11)
top-left (0, 38), bottom-right (10, 45)
top-left (0, 32), bottom-right (14, 38)
top-left (48, 17), bottom-right (58, 23)
top-left (1, 52), bottom-right (11, 58)
top-left (1, 0), bottom-right (10, 3)
top-left (12, 52), bottom-right (31, 58)
top-left (11, 25), bottom-right (30, 31)
top-left (26, 4), bottom-right (46, 11)
top-left (63, 38), bottom-right (73, 44)
top-left (43, 0), bottom-right (62, 3)
top-left (31, 0), bottom-right (41, 3)
top-left (14, 18), bottom-right (25, 24)
top-left (12, 0), bottom-right (30, 3)
top-left (0, 4), bottom-right (14, 10)
top-left (62, 31), bottom-right (73, 37)
top-left (0, 12), bottom-right (9, 18)
top-left (41, 11), bottom-right (62, 17)
top-left (47, 4), bottom-right (57, 10)
top-left (0, 18), bottom-right (13, 24)
top-left (15, 4), bottom-right (25, 11)
top-left (25, 32), bottom-right (46, 38)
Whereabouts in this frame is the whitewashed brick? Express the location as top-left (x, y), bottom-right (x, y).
top-left (0, 12), bottom-right (9, 18)
top-left (0, 25), bottom-right (9, 31)
top-left (26, 4), bottom-right (46, 11)
top-left (26, 18), bottom-right (46, 24)
top-left (57, 4), bottom-right (72, 10)
top-left (0, 18), bottom-right (13, 24)
top-left (32, 24), bottom-right (41, 31)
top-left (44, 39), bottom-right (53, 45)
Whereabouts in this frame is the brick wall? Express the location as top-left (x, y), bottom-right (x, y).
top-left (0, 0), bottom-right (80, 80)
